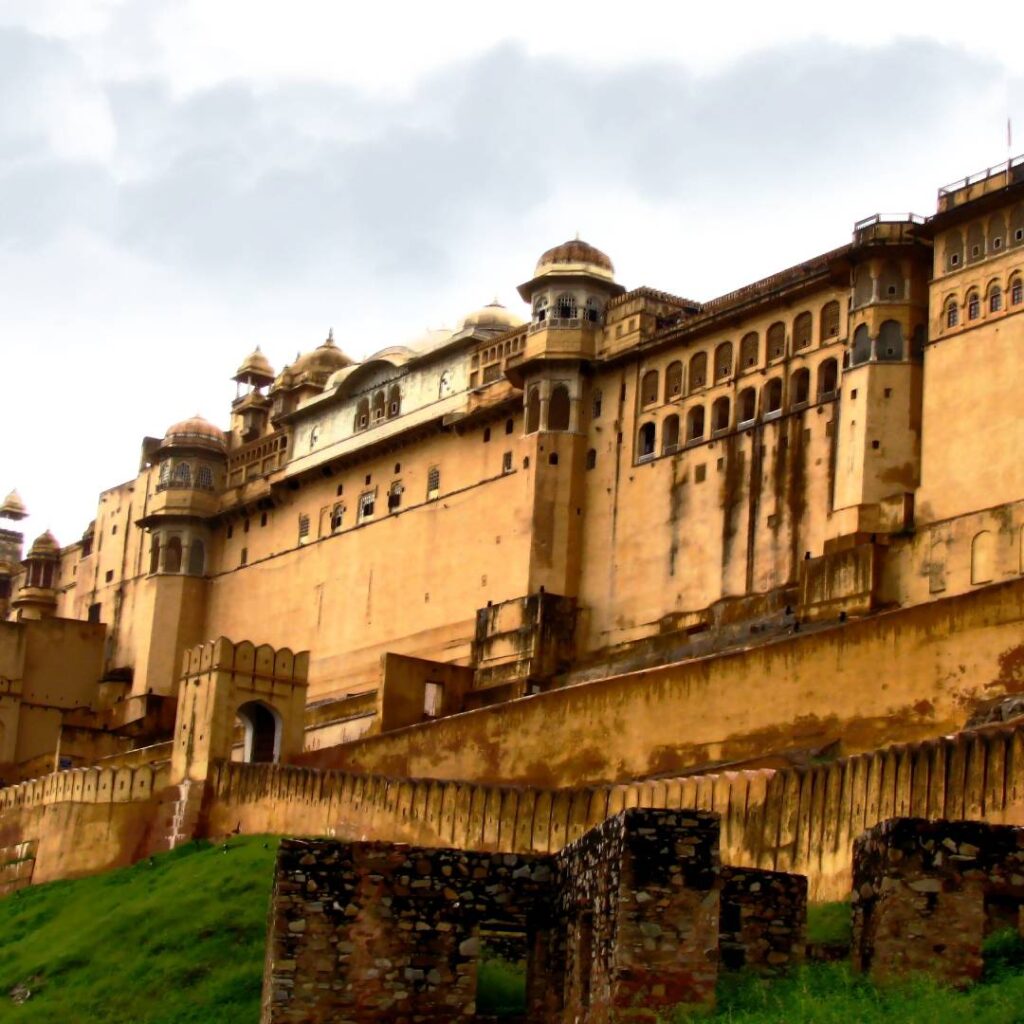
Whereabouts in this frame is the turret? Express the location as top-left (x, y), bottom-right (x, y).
top-left (230, 347), bottom-right (276, 444)
top-left (11, 530), bottom-right (60, 620)
top-left (0, 490), bottom-right (28, 620)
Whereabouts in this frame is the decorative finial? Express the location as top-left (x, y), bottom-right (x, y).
top-left (327, 327), bottom-right (334, 345)
top-left (575, 231), bottom-right (581, 241)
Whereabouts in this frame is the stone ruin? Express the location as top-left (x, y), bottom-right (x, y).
top-left (261, 808), bottom-right (809, 1023)
top-left (852, 817), bottom-right (1024, 987)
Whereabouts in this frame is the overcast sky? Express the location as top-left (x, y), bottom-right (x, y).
top-left (2, 0), bottom-right (1022, 545)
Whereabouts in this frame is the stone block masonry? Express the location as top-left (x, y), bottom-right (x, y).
top-left (261, 808), bottom-right (721, 1023)
top-left (0, 839), bottom-right (37, 896)
top-left (852, 817), bottom-right (1024, 987)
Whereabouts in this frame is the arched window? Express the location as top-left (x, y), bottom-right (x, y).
top-left (641, 369), bottom-right (659, 407)
top-left (665, 361), bottom-right (683, 401)
top-left (548, 385), bottom-right (571, 431)
top-left (387, 384), bottom-right (401, 418)
top-left (793, 312), bottom-right (812, 350)
top-left (877, 320), bottom-right (903, 361)
top-left (686, 405), bottom-right (705, 442)
top-left (762, 379), bottom-right (783, 416)
top-left (988, 213), bottom-right (1006, 252)
top-left (944, 229), bottom-right (964, 270)
top-left (740, 332), bottom-right (759, 369)
top-left (584, 297), bottom-right (602, 323)
top-left (714, 341), bottom-right (733, 381)
top-left (533, 294), bottom-right (548, 322)
top-left (637, 422), bottom-right (656, 460)
top-left (196, 464), bottom-right (214, 490)
top-left (1011, 276), bottom-right (1023, 306)
top-left (967, 291), bottom-right (981, 321)
top-left (791, 367), bottom-right (810, 405)
top-left (820, 300), bottom-right (841, 341)
top-left (878, 260), bottom-right (903, 300)
top-left (688, 351), bottom-right (707, 393)
top-left (1011, 205), bottom-right (1024, 247)
top-left (172, 462), bottom-right (191, 487)
top-left (236, 701), bottom-right (280, 763)
top-left (526, 386), bottom-right (541, 434)
top-left (158, 461), bottom-right (171, 486)
top-left (767, 322), bottom-right (786, 360)
top-left (712, 396), bottom-right (730, 433)
top-left (187, 539), bottom-right (205, 576)
top-left (853, 266), bottom-right (873, 306)
top-left (354, 397), bottom-right (370, 431)
top-left (945, 298), bottom-right (960, 328)
top-left (988, 283), bottom-right (1003, 313)
top-left (554, 293), bottom-right (578, 319)
top-left (149, 537), bottom-right (160, 575)
top-left (971, 530), bottom-right (995, 585)
top-left (967, 222), bottom-right (985, 262)
top-left (372, 389), bottom-right (386, 421)
top-left (662, 414), bottom-right (680, 453)
top-left (164, 536), bottom-right (182, 574)
top-left (585, 448), bottom-right (597, 470)
top-left (738, 388), bottom-right (756, 423)
top-left (818, 358), bottom-right (838, 397)
top-left (851, 324), bottom-right (871, 365)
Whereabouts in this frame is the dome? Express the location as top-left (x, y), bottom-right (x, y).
top-left (235, 346), bottom-right (275, 381)
top-left (163, 415), bottom-right (227, 451)
top-left (461, 301), bottom-right (523, 332)
top-left (27, 530), bottom-right (60, 560)
top-left (535, 238), bottom-right (614, 279)
top-left (0, 489), bottom-right (28, 521)
top-left (292, 333), bottom-right (353, 381)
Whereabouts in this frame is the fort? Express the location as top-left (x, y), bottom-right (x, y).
top-left (3, 155), bottom-right (1024, 978)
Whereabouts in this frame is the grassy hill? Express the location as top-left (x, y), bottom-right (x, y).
top-left (3, 840), bottom-right (1024, 1023)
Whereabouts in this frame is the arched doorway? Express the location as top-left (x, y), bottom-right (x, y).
top-left (236, 701), bottom-right (281, 763)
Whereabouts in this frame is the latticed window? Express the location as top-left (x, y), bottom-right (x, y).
top-left (767, 322), bottom-right (786, 360)
top-left (640, 370), bottom-right (659, 406)
top-left (196, 464), bottom-right (214, 490)
top-left (331, 504), bottom-right (344, 531)
top-left (946, 300), bottom-right (959, 328)
top-left (821, 300), bottom-right (841, 340)
top-left (298, 514), bottom-right (310, 543)
top-left (172, 462), bottom-right (191, 486)
top-left (793, 311), bottom-right (812, 350)
top-left (388, 482), bottom-right (403, 511)
top-left (665, 362), bottom-right (683, 400)
top-left (989, 286), bottom-right (1003, 313)
top-left (359, 491), bottom-right (375, 521)
top-left (426, 467), bottom-right (440, 500)
top-left (1012, 278), bottom-right (1023, 306)
top-left (554, 293), bottom-right (578, 319)
top-left (968, 293), bottom-right (981, 321)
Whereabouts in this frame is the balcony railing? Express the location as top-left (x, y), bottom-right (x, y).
top-left (938, 154), bottom-right (1024, 197)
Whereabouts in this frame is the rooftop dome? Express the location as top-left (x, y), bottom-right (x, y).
top-left (291, 332), bottom-right (353, 381)
top-left (461, 301), bottom-right (524, 332)
top-left (534, 238), bottom-right (615, 279)
top-left (0, 489), bottom-right (28, 521)
top-left (27, 530), bottom-right (60, 560)
top-left (235, 346), bottom-right (275, 381)
top-left (163, 415), bottom-right (227, 451)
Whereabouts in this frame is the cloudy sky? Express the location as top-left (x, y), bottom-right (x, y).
top-left (2, 0), bottom-right (1022, 544)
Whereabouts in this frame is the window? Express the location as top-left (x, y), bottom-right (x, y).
top-left (791, 368), bottom-right (810, 405)
top-left (502, 451), bottom-right (513, 474)
top-left (149, 537), bottom-right (160, 574)
top-left (714, 342), bottom-right (733, 381)
top-left (821, 300), bottom-right (841, 341)
top-left (945, 229), bottom-right (964, 271)
top-left (686, 405), bottom-right (705, 442)
top-left (1012, 205), bottom-right (1024, 246)
top-left (738, 387), bottom-right (756, 424)
top-left (763, 379), bottom-right (783, 416)
top-left (483, 427), bottom-right (491, 443)
top-left (165, 536), bottom-right (182, 573)
top-left (878, 260), bottom-right (902, 299)
top-left (968, 291), bottom-right (981, 321)
top-left (554, 293), bottom-right (578, 319)
top-left (88, 603), bottom-right (101, 623)
top-left (260, 511), bottom-right (268, 527)
top-left (767, 322), bottom-right (786, 360)
top-left (585, 448), bottom-right (597, 470)
top-left (298, 514), bottom-right (310, 543)
top-left (851, 324), bottom-right (871, 365)
top-left (354, 397), bottom-right (370, 431)
top-left (665, 361), bottom-right (683, 400)
top-left (388, 482), bottom-right (403, 511)
top-left (548, 452), bottom-right (559, 465)
top-left (240, 547), bottom-right (248, 566)
top-left (793, 312), bottom-right (812, 350)
top-left (877, 320), bottom-right (903, 361)
top-left (989, 284), bottom-right (1003, 313)
top-left (387, 384), bottom-right (401, 418)
top-left (196, 464), bottom-right (214, 490)
top-left (158, 461), bottom-right (171, 485)
top-left (105, 569), bottom-right (114, 583)
top-left (309, 425), bottom-right (319, 450)
top-left (331, 503), bottom-right (344, 531)
top-left (505, 418), bottom-right (514, 434)
top-left (640, 370), bottom-right (659, 407)
top-left (426, 467), bottom-right (440, 500)
top-left (946, 298), bottom-right (960, 328)
top-left (662, 414), bottom-right (680, 453)
top-left (188, 539), bottom-right (205, 576)
top-left (173, 462), bottom-right (191, 487)
top-left (372, 389), bottom-right (386, 422)
top-left (712, 396), bottom-right (730, 433)
top-left (817, 358), bottom-right (838, 397)
top-left (592, 391), bottom-right (602, 419)
top-left (637, 422), bottom-right (656, 460)
top-left (359, 490), bottom-right (376, 521)
top-left (853, 266), bottom-right (873, 306)
top-left (336, 483), bottom-right (344, 496)
top-left (688, 352), bottom-right (707, 393)
top-left (740, 332), bottom-right (759, 368)
top-left (533, 294), bottom-right (548, 322)
top-left (1012, 277), bottom-right (1023, 306)
top-left (584, 297), bottom-right (601, 323)
top-left (423, 681), bottom-right (443, 719)
top-left (549, 385), bottom-right (571, 431)
top-left (988, 213), bottom-right (1006, 253)
top-left (526, 387), bottom-right (541, 433)
top-left (967, 222), bottom-right (985, 263)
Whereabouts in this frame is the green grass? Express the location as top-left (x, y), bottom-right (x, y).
top-left (806, 901), bottom-right (851, 946)
top-left (0, 837), bottom-right (278, 1024)
top-left (476, 954), bottom-right (527, 1016)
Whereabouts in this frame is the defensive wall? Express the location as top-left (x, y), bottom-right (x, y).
top-left (3, 720), bottom-right (1024, 901)
top-left (303, 577), bottom-right (1024, 786)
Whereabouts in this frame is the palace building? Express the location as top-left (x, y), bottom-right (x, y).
top-left (2, 154), bottom-right (1024, 791)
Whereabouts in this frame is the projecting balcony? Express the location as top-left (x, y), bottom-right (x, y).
top-left (141, 485), bottom-right (220, 523)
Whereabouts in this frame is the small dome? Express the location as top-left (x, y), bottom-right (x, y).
top-left (27, 530), bottom-right (60, 559)
top-left (164, 415), bottom-right (227, 451)
top-left (292, 332), bottom-right (354, 381)
top-left (535, 238), bottom-right (614, 278)
top-left (235, 346), bottom-right (275, 381)
top-left (0, 489), bottom-right (28, 521)
top-left (461, 301), bottom-right (524, 331)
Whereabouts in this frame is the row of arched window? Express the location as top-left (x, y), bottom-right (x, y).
top-left (525, 384), bottom-right (572, 433)
top-left (353, 385), bottom-right (402, 432)
top-left (533, 293), bottom-right (603, 324)
top-left (847, 320), bottom-right (916, 367)
top-left (637, 360), bottom-right (839, 459)
top-left (149, 535), bottom-right (205, 576)
top-left (943, 274), bottom-right (1024, 329)
top-left (943, 206), bottom-right (1024, 272)
top-left (157, 460), bottom-right (216, 491)
top-left (639, 301), bottom-right (841, 408)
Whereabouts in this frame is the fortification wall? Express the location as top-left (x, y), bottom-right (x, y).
top-left (301, 578), bottom-right (1024, 787)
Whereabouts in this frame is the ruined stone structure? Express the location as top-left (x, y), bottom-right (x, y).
top-left (719, 866), bottom-right (807, 975)
top-left (4, 156), bottom-right (1024, 928)
top-left (264, 809), bottom-right (722, 1023)
top-left (852, 817), bottom-right (1024, 987)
